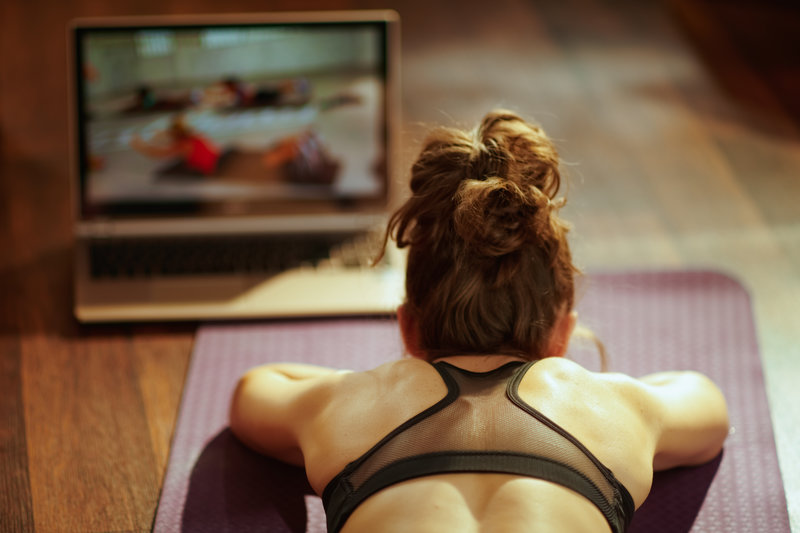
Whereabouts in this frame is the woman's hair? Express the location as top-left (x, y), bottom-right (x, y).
top-left (384, 110), bottom-right (579, 360)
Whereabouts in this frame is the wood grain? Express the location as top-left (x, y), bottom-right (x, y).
top-left (1, 0), bottom-right (798, 531)
top-left (0, 337), bottom-right (34, 533)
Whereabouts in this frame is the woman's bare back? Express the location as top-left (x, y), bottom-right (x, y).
top-left (299, 357), bottom-right (657, 533)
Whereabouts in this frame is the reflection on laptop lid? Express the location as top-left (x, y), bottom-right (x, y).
top-left (68, 11), bottom-right (404, 323)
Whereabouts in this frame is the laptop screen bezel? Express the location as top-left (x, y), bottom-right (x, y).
top-left (68, 11), bottom-right (400, 236)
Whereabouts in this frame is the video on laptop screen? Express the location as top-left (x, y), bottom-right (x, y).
top-left (73, 19), bottom-right (391, 219)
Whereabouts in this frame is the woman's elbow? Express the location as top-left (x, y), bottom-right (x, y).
top-left (226, 370), bottom-right (306, 466)
top-left (229, 374), bottom-right (250, 441)
top-left (651, 371), bottom-right (730, 470)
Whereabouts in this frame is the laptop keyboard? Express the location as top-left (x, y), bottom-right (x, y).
top-left (88, 233), bottom-right (381, 279)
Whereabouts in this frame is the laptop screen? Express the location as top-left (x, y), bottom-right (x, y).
top-left (70, 13), bottom-right (396, 225)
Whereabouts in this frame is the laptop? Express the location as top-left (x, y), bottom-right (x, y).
top-left (68, 10), bottom-right (405, 322)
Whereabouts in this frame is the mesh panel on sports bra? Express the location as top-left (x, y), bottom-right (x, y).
top-left (323, 361), bottom-right (634, 533)
top-left (348, 361), bottom-right (617, 506)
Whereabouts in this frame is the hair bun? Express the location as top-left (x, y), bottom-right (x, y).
top-left (454, 177), bottom-right (552, 258)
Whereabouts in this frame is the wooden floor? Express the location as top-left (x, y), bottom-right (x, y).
top-left (1, 0), bottom-right (798, 531)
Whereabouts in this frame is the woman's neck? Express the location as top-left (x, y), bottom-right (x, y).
top-left (429, 354), bottom-right (536, 372)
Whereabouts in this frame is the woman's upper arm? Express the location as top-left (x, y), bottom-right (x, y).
top-left (636, 370), bottom-right (730, 471)
top-left (228, 363), bottom-right (345, 466)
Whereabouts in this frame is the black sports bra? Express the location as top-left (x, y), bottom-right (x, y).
top-left (322, 361), bottom-right (634, 533)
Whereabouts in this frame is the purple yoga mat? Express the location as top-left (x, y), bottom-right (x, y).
top-left (152, 270), bottom-right (790, 532)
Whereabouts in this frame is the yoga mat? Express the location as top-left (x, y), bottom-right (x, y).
top-left (152, 270), bottom-right (790, 532)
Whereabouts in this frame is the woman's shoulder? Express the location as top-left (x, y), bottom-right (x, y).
top-left (527, 357), bottom-right (650, 398)
top-left (303, 358), bottom-right (450, 490)
top-left (520, 357), bottom-right (660, 505)
top-left (332, 358), bottom-right (447, 401)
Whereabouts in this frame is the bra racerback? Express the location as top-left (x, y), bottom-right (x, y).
top-left (322, 360), bottom-right (634, 533)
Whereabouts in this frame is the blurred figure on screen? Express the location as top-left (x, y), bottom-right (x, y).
top-left (131, 114), bottom-right (221, 175)
top-left (262, 130), bottom-right (340, 185)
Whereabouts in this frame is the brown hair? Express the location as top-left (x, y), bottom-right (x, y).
top-left (384, 110), bottom-right (579, 360)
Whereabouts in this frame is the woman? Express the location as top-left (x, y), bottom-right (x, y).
top-left (131, 114), bottom-right (220, 175)
top-left (229, 110), bottom-right (729, 533)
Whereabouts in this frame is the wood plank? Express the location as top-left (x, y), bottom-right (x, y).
top-left (130, 327), bottom-right (194, 478)
top-left (22, 332), bottom-right (159, 532)
top-left (668, 0), bottom-right (800, 133)
top-left (7, 241), bottom-right (192, 531)
top-left (0, 337), bottom-right (35, 533)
